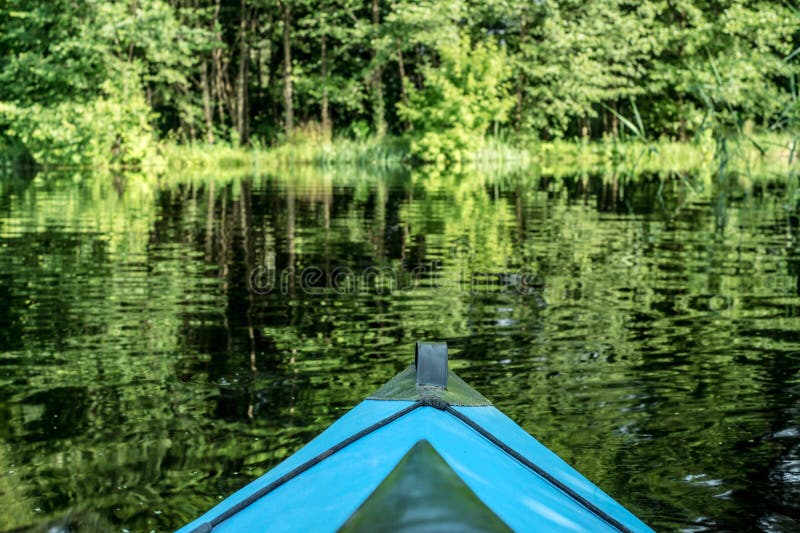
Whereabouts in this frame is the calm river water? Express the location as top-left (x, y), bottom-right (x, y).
top-left (0, 166), bottom-right (799, 531)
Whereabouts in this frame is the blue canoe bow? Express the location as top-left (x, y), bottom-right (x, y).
top-left (178, 343), bottom-right (652, 532)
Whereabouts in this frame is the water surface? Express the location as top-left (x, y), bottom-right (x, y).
top-left (0, 167), bottom-right (799, 531)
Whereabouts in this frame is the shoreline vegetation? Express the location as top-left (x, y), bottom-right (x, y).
top-left (2, 1), bottom-right (800, 178)
top-left (162, 132), bottom-right (798, 177)
top-left (3, 133), bottom-right (796, 186)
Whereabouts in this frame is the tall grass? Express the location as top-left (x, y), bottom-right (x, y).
top-left (153, 132), bottom-right (795, 182)
top-left (5, 114), bottom-right (795, 183)
top-left (267, 138), bottom-right (405, 167)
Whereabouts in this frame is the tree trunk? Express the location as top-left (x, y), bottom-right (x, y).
top-left (213, 48), bottom-right (228, 126)
top-left (321, 33), bottom-right (330, 138)
top-left (186, 99), bottom-right (196, 141)
top-left (256, 38), bottom-right (263, 100)
top-left (397, 48), bottom-right (407, 102)
top-left (257, 11), bottom-right (275, 133)
top-left (371, 0), bottom-right (386, 136)
top-left (211, 0), bottom-right (229, 128)
top-left (201, 59), bottom-right (215, 144)
top-left (397, 46), bottom-right (410, 131)
top-left (391, 1), bottom-right (408, 130)
top-left (678, 96), bottom-right (687, 141)
top-left (611, 101), bottom-right (619, 138)
top-left (236, 0), bottom-right (250, 145)
top-left (515, 15), bottom-right (527, 133)
top-left (281, 1), bottom-right (294, 136)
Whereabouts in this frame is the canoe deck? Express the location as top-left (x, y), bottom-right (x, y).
top-left (179, 349), bottom-right (652, 532)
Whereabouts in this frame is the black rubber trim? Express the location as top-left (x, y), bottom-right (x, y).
top-left (189, 400), bottom-right (634, 533)
top-left (419, 396), bottom-right (448, 410)
top-left (445, 405), bottom-right (634, 533)
top-left (188, 401), bottom-right (424, 533)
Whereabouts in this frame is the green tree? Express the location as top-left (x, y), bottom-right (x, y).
top-left (0, 1), bottom-right (154, 166)
top-left (0, 0), bottom-right (208, 166)
top-left (398, 33), bottom-right (512, 161)
top-left (2, 0), bottom-right (800, 161)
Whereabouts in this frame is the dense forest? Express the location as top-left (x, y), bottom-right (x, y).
top-left (1, 0), bottom-right (799, 165)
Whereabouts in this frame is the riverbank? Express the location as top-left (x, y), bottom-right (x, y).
top-left (158, 132), bottom-right (797, 180)
top-left (3, 132), bottom-right (797, 183)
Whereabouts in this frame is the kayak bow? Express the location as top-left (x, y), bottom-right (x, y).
top-left (178, 343), bottom-right (652, 532)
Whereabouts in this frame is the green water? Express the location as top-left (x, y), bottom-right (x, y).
top-left (0, 167), bottom-right (799, 531)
